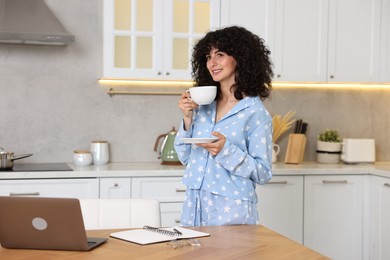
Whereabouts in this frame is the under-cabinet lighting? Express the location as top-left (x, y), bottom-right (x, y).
top-left (98, 78), bottom-right (194, 87)
top-left (98, 79), bottom-right (390, 96)
top-left (273, 82), bottom-right (390, 90)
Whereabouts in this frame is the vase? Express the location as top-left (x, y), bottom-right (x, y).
top-left (272, 144), bottom-right (280, 163)
top-left (316, 141), bottom-right (341, 164)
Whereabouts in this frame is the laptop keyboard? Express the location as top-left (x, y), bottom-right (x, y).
top-left (88, 241), bottom-right (96, 247)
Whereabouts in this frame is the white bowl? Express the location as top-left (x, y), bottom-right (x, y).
top-left (188, 86), bottom-right (217, 105)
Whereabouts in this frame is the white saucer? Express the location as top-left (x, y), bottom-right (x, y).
top-left (180, 138), bottom-right (218, 144)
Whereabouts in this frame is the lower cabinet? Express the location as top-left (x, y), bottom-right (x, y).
top-left (99, 178), bottom-right (131, 198)
top-left (304, 175), bottom-right (366, 260)
top-left (369, 176), bottom-right (390, 260)
top-left (131, 177), bottom-right (186, 227)
top-left (256, 175), bottom-right (304, 244)
top-left (0, 178), bottom-right (99, 198)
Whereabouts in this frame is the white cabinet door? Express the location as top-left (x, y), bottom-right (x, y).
top-left (380, 0), bottom-right (390, 82)
top-left (272, 0), bottom-right (328, 82)
top-left (220, 0), bottom-right (274, 45)
top-left (160, 202), bottom-right (182, 227)
top-left (103, 0), bottom-right (220, 80)
top-left (0, 179), bottom-right (99, 199)
top-left (369, 176), bottom-right (390, 260)
top-left (304, 175), bottom-right (365, 260)
top-left (327, 0), bottom-right (381, 82)
top-left (256, 175), bottom-right (304, 244)
top-left (132, 177), bottom-right (186, 226)
top-left (99, 178), bottom-right (131, 199)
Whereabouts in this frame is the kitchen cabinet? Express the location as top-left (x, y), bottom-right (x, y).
top-left (220, 0), bottom-right (273, 46)
top-left (380, 0), bottom-right (390, 82)
top-left (221, 0), bottom-right (381, 83)
top-left (369, 176), bottom-right (390, 260)
top-left (274, 0), bottom-right (381, 82)
top-left (131, 177), bottom-right (186, 227)
top-left (102, 0), bottom-right (220, 80)
top-left (326, 0), bottom-right (381, 82)
top-left (99, 177), bottom-right (131, 198)
top-left (304, 175), bottom-right (366, 260)
top-left (256, 175), bottom-right (304, 244)
top-left (0, 179), bottom-right (99, 198)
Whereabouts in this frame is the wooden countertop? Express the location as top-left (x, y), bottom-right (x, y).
top-left (0, 225), bottom-right (329, 259)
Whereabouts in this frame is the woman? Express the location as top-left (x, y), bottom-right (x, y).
top-left (174, 26), bottom-right (273, 226)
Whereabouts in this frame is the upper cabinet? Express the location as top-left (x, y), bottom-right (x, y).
top-left (103, 0), bottom-right (220, 80)
top-left (221, 0), bottom-right (383, 83)
top-left (272, 0), bottom-right (328, 82)
top-left (380, 0), bottom-right (390, 82)
top-left (326, 0), bottom-right (381, 82)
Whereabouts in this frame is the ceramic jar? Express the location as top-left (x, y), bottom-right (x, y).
top-left (73, 150), bottom-right (92, 166)
top-left (90, 140), bottom-right (109, 165)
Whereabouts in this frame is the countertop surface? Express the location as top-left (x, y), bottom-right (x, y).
top-left (1, 161), bottom-right (390, 179)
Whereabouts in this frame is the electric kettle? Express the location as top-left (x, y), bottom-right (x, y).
top-left (154, 127), bottom-right (181, 165)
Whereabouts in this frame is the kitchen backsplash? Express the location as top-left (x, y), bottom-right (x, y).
top-left (1, 0), bottom-right (389, 163)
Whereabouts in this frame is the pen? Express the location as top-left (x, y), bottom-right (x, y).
top-left (173, 228), bottom-right (183, 236)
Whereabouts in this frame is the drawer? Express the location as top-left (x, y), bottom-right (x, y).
top-left (99, 178), bottom-right (131, 199)
top-left (0, 179), bottom-right (99, 198)
top-left (160, 202), bottom-right (182, 227)
top-left (131, 177), bottom-right (186, 202)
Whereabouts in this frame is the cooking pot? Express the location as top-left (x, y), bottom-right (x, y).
top-left (0, 147), bottom-right (33, 170)
top-left (154, 127), bottom-right (181, 165)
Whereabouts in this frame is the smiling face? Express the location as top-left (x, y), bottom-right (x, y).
top-left (206, 47), bottom-right (237, 87)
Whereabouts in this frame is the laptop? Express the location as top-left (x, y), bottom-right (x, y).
top-left (0, 196), bottom-right (107, 251)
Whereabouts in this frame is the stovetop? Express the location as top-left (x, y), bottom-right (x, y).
top-left (3, 163), bottom-right (73, 172)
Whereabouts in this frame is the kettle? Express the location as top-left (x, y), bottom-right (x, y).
top-left (154, 127), bottom-right (181, 165)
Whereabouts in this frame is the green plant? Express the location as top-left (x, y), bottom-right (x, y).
top-left (317, 129), bottom-right (341, 142)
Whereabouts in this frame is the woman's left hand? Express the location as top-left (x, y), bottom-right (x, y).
top-left (197, 132), bottom-right (226, 156)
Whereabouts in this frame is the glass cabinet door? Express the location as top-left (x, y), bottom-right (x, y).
top-left (103, 0), bottom-right (163, 79)
top-left (103, 0), bottom-right (220, 80)
top-left (163, 0), bottom-right (220, 80)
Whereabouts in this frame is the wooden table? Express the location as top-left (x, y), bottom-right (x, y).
top-left (0, 225), bottom-right (329, 259)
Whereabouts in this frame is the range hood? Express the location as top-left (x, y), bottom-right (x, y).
top-left (0, 0), bottom-right (75, 46)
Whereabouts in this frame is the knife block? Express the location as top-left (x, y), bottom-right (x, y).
top-left (284, 134), bottom-right (306, 164)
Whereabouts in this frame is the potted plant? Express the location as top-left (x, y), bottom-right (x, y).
top-left (317, 129), bottom-right (342, 164)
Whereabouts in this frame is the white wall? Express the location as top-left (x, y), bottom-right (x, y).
top-left (0, 0), bottom-right (389, 164)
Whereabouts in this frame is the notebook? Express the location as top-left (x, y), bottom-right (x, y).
top-left (110, 225), bottom-right (210, 245)
top-left (0, 196), bottom-right (107, 251)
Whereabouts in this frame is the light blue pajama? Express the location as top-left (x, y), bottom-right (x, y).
top-left (174, 96), bottom-right (273, 226)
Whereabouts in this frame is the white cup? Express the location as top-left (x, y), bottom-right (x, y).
top-left (90, 140), bottom-right (109, 165)
top-left (73, 150), bottom-right (93, 166)
top-left (187, 86), bottom-right (217, 105)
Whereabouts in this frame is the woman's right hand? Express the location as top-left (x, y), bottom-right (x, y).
top-left (178, 91), bottom-right (199, 130)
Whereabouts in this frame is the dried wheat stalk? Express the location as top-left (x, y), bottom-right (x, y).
top-left (272, 110), bottom-right (296, 143)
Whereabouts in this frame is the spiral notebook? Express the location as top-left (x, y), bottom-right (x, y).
top-left (110, 226), bottom-right (210, 245)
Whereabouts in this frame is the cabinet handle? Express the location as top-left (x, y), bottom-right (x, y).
top-left (175, 219), bottom-right (180, 223)
top-left (166, 72), bottom-right (170, 76)
top-left (157, 71), bottom-right (162, 75)
top-left (277, 74), bottom-right (281, 78)
top-left (267, 181), bottom-right (288, 184)
top-left (322, 180), bottom-right (348, 184)
top-left (9, 192), bottom-right (40, 196)
top-left (175, 188), bottom-right (186, 192)
top-left (330, 75), bottom-right (334, 79)
top-left (384, 183), bottom-right (390, 187)
top-left (114, 183), bottom-right (119, 187)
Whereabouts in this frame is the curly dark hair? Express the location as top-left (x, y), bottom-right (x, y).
top-left (191, 26), bottom-right (273, 100)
